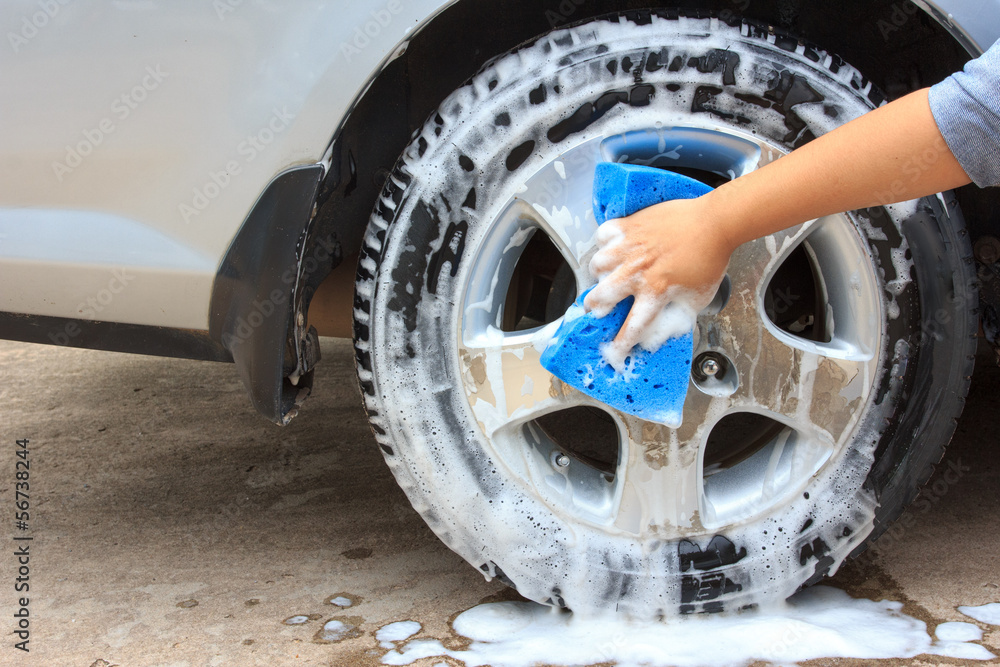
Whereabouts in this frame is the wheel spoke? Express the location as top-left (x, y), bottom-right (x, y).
top-left (463, 189), bottom-right (599, 334)
top-left (724, 221), bottom-right (818, 322)
top-left (528, 201), bottom-right (598, 283)
top-left (515, 143), bottom-right (602, 283)
top-left (744, 341), bottom-right (868, 440)
top-left (698, 218), bottom-right (875, 443)
top-left (613, 415), bottom-right (705, 537)
top-left (460, 329), bottom-right (583, 439)
top-left (462, 201), bottom-right (537, 332)
top-left (715, 217), bottom-right (878, 361)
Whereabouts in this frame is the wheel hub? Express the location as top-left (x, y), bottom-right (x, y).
top-left (457, 125), bottom-right (882, 539)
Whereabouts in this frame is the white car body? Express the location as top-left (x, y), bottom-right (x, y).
top-left (1, 0), bottom-right (996, 330)
top-left (1, 0), bottom-right (447, 328)
top-left (1, 0), bottom-right (997, 425)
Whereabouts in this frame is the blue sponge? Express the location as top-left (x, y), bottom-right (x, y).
top-left (593, 161), bottom-right (713, 224)
top-left (539, 163), bottom-right (713, 426)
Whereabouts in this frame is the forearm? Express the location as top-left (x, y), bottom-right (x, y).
top-left (706, 89), bottom-right (972, 249)
top-left (589, 87), bottom-right (977, 354)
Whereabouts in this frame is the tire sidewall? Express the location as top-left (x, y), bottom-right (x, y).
top-left (355, 14), bottom-right (976, 616)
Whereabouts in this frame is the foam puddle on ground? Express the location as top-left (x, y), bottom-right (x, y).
top-left (379, 586), bottom-right (997, 667)
top-left (960, 603), bottom-right (1000, 625)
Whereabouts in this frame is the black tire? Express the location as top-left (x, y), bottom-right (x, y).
top-left (353, 12), bottom-right (977, 617)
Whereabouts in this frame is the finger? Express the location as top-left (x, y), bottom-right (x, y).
top-left (589, 245), bottom-right (624, 279)
top-left (594, 220), bottom-right (625, 248)
top-left (584, 273), bottom-right (634, 317)
top-left (599, 338), bottom-right (629, 374)
top-left (614, 295), bottom-right (663, 355)
top-left (601, 302), bottom-right (659, 374)
top-left (641, 301), bottom-right (698, 349)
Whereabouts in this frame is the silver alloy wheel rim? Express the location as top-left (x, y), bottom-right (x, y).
top-left (458, 125), bottom-right (882, 540)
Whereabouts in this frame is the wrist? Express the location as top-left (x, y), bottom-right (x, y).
top-left (699, 184), bottom-right (744, 255)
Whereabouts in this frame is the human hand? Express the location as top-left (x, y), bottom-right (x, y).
top-left (583, 195), bottom-right (734, 370)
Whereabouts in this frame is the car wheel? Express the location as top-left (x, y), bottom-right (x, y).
top-left (353, 12), bottom-right (977, 617)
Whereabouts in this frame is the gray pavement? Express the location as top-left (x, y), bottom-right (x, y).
top-left (1, 337), bottom-right (998, 666)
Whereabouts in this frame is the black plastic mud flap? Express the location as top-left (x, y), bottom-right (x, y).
top-left (210, 165), bottom-right (324, 425)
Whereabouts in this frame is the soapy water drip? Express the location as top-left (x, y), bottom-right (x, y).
top-left (380, 586), bottom-right (997, 667)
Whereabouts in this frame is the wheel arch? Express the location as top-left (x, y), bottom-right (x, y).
top-left (306, 0), bottom-right (983, 302)
top-left (232, 0), bottom-right (998, 425)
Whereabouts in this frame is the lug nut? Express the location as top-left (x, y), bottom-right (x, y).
top-left (692, 352), bottom-right (737, 395)
top-left (554, 453), bottom-right (570, 468)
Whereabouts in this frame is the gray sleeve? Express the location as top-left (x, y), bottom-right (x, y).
top-left (928, 39), bottom-right (1000, 188)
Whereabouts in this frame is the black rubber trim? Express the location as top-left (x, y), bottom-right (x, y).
top-left (209, 164), bottom-right (324, 425)
top-left (0, 312), bottom-right (231, 362)
top-left (910, 1), bottom-right (982, 56)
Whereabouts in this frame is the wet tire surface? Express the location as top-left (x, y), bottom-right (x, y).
top-left (353, 13), bottom-right (978, 618)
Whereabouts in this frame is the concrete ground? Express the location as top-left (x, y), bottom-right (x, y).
top-left (0, 337), bottom-right (998, 667)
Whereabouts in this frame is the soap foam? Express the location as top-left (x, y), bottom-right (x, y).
top-left (363, 13), bottom-right (906, 620)
top-left (960, 602), bottom-right (1000, 625)
top-left (380, 586), bottom-right (996, 666)
top-left (539, 164), bottom-right (711, 423)
top-left (935, 621), bottom-right (983, 642)
top-left (318, 619), bottom-right (353, 641)
top-left (540, 291), bottom-right (693, 427)
top-left (377, 620), bottom-right (422, 649)
top-left (932, 622), bottom-right (995, 661)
